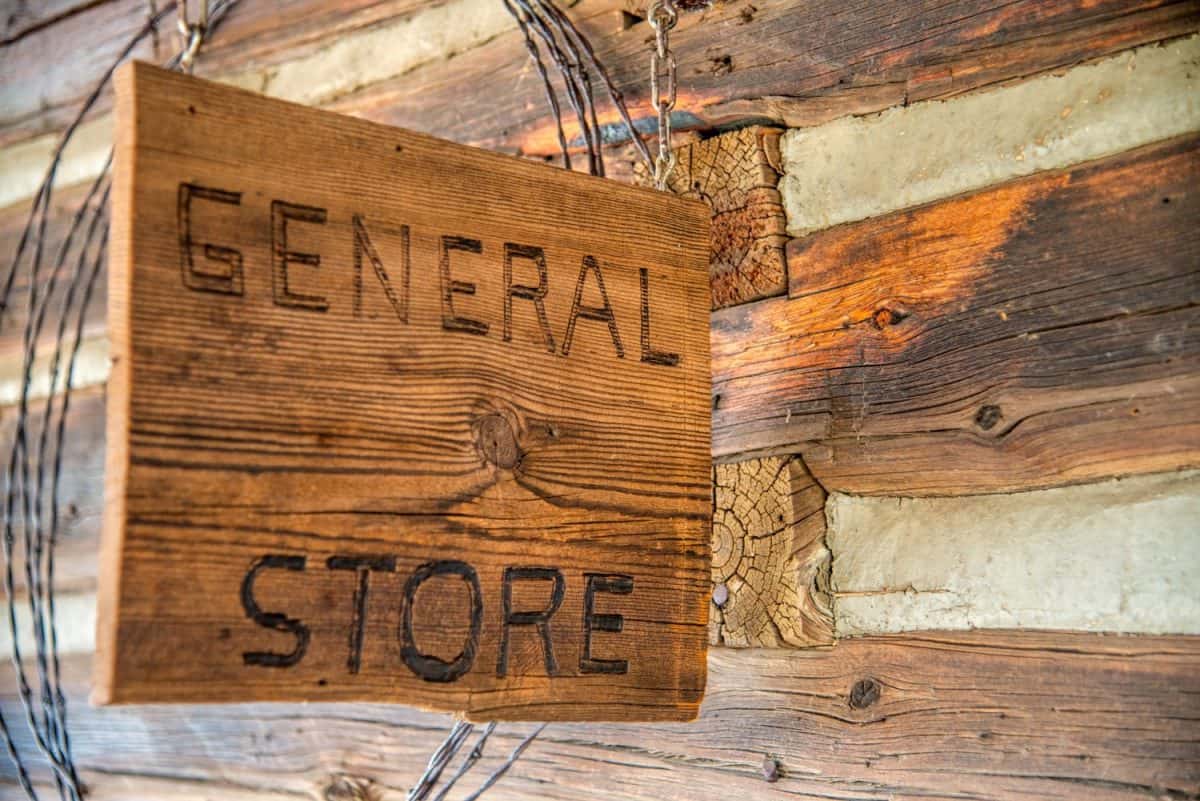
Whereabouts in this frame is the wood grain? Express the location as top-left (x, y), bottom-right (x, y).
top-left (710, 455), bottom-right (832, 647)
top-left (5, 0), bottom-right (1198, 157)
top-left (713, 134), bottom-right (1200, 494)
top-left (5, 631), bottom-right (1199, 799)
top-left (0, 181), bottom-right (109, 363)
top-left (636, 126), bottom-right (788, 309)
top-left (10, 391), bottom-right (1200, 648)
top-left (98, 63), bottom-right (711, 720)
top-left (0, 384), bottom-right (105, 597)
top-left (337, 0), bottom-right (1200, 158)
top-left (0, 0), bottom-right (96, 45)
top-left (0, 0), bottom-right (433, 147)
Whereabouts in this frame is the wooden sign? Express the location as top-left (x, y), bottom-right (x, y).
top-left (96, 63), bottom-right (712, 722)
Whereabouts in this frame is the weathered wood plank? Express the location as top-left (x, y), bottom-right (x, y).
top-left (0, 181), bottom-right (109, 363)
top-left (4, 631), bottom-right (1199, 799)
top-left (0, 0), bottom-right (436, 147)
top-left (713, 134), bottom-right (1200, 493)
top-left (711, 455), bottom-right (832, 647)
top-left (338, 0), bottom-right (1200, 158)
top-left (6, 0), bottom-right (1198, 191)
top-left (0, 0), bottom-right (97, 45)
top-left (0, 384), bottom-right (105, 597)
top-left (780, 34), bottom-right (1200, 237)
top-left (96, 64), bottom-right (711, 719)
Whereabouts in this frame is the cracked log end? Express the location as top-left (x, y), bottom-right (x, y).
top-left (711, 455), bottom-right (833, 648)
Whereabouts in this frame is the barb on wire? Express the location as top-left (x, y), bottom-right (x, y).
top-left (410, 721), bottom-right (546, 801)
top-left (501, 0), bottom-right (658, 178)
top-left (0, 3), bottom-right (241, 798)
top-left (2, 2), bottom-right (581, 798)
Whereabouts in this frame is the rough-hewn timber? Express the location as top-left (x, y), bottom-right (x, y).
top-left (636, 126), bottom-right (788, 308)
top-left (780, 35), bottom-right (1200, 236)
top-left (5, 0), bottom-right (1198, 190)
top-left (713, 134), bottom-right (1200, 494)
top-left (711, 455), bottom-right (832, 647)
top-left (4, 631), bottom-right (1199, 800)
top-left (0, 0), bottom-right (434, 147)
top-left (315, 0), bottom-right (1200, 160)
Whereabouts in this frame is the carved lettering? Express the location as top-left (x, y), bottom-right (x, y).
top-left (401, 560), bottom-right (483, 683)
top-left (178, 183), bottom-right (244, 295)
top-left (639, 268), bottom-right (680, 367)
top-left (496, 566), bottom-right (565, 678)
top-left (562, 256), bottom-right (624, 358)
top-left (326, 555), bottom-right (397, 674)
top-left (241, 555), bottom-right (309, 668)
top-left (173, 189), bottom-right (687, 369)
top-left (440, 236), bottom-right (489, 335)
top-left (352, 215), bottom-right (409, 323)
top-left (271, 200), bottom-right (329, 311)
top-left (580, 573), bottom-right (633, 675)
top-left (503, 243), bottom-right (556, 353)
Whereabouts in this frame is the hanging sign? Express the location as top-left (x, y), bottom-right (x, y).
top-left (96, 63), bottom-right (712, 722)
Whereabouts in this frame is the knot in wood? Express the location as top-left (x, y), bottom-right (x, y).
top-left (975, 404), bottom-right (1003, 431)
top-left (323, 775), bottom-right (376, 801)
top-left (870, 306), bottom-right (909, 329)
top-left (474, 412), bottom-right (522, 470)
top-left (849, 677), bottom-right (882, 710)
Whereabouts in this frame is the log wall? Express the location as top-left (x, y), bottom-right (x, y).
top-left (1, 0), bottom-right (1198, 798)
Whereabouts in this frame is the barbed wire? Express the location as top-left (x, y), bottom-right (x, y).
top-left (0, 1), bottom-right (671, 797)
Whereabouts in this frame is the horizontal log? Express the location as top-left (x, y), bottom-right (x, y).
top-left (713, 134), bottom-right (1200, 493)
top-left (0, 0), bottom-right (433, 148)
top-left (0, 0), bottom-right (95, 45)
top-left (780, 34), bottom-right (1200, 236)
top-left (0, 0), bottom-right (515, 210)
top-left (0, 384), bottom-right (106, 597)
top-left (5, 0), bottom-right (1198, 211)
top-left (9, 25), bottom-right (1197, 359)
top-left (3, 631), bottom-right (1198, 799)
top-left (319, 0), bottom-right (1200, 159)
top-left (6, 391), bottom-right (1195, 651)
top-left (0, 180), bottom-right (108, 363)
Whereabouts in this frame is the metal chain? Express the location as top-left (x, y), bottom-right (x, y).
top-left (177, 0), bottom-right (210, 73)
top-left (648, 0), bottom-right (679, 190)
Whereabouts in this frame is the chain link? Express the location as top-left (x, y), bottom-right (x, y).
top-left (648, 0), bottom-right (678, 190)
top-left (176, 0), bottom-right (209, 73)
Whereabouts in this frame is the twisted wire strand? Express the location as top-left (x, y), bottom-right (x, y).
top-left (501, 0), bottom-right (657, 177)
top-left (1, 4), bottom-right (239, 796)
top-left (509, 1), bottom-right (600, 174)
top-left (538, 1), bottom-right (654, 170)
top-left (503, 0), bottom-right (573, 171)
top-left (430, 722), bottom-right (498, 801)
top-left (0, 0), bottom-right (660, 795)
top-left (523, 0), bottom-right (605, 176)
